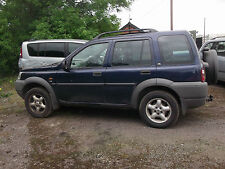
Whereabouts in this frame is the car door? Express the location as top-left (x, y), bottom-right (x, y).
top-left (104, 38), bottom-right (157, 105)
top-left (156, 34), bottom-right (199, 82)
top-left (55, 42), bottom-right (110, 103)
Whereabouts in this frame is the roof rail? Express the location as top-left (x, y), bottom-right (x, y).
top-left (211, 36), bottom-right (225, 40)
top-left (94, 28), bottom-right (157, 40)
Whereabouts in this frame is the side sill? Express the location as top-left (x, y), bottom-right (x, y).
top-left (59, 100), bottom-right (132, 109)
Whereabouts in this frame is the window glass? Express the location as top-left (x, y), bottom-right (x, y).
top-left (28, 42), bottom-right (65, 57)
top-left (216, 42), bottom-right (225, 56)
top-left (68, 42), bottom-right (83, 54)
top-left (142, 40), bottom-right (152, 63)
top-left (38, 43), bottom-right (45, 56)
top-left (208, 41), bottom-right (225, 57)
top-left (71, 43), bottom-right (108, 69)
top-left (45, 43), bottom-right (65, 57)
top-left (112, 40), bottom-right (151, 66)
top-left (27, 43), bottom-right (38, 56)
top-left (205, 42), bottom-right (214, 49)
top-left (158, 35), bottom-right (193, 65)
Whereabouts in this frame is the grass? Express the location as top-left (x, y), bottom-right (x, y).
top-left (0, 76), bottom-right (17, 91)
top-left (0, 76), bottom-right (16, 98)
top-left (0, 92), bottom-right (13, 98)
top-left (0, 76), bottom-right (23, 112)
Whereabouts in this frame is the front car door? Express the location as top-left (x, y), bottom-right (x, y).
top-left (104, 38), bottom-right (157, 105)
top-left (55, 42), bottom-right (110, 103)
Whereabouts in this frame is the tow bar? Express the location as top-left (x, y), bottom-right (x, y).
top-left (206, 95), bottom-right (213, 102)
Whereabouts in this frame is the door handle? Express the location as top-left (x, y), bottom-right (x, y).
top-left (93, 72), bottom-right (102, 77)
top-left (140, 70), bottom-right (151, 75)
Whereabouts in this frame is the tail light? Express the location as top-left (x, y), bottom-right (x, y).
top-left (201, 68), bottom-right (205, 82)
top-left (20, 48), bottom-right (22, 58)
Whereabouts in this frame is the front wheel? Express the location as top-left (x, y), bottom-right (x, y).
top-left (25, 87), bottom-right (53, 118)
top-left (139, 91), bottom-right (179, 128)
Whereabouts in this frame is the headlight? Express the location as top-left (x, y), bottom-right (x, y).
top-left (18, 72), bottom-right (22, 80)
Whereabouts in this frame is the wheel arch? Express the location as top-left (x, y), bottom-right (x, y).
top-left (131, 79), bottom-right (183, 115)
top-left (22, 77), bottom-right (59, 110)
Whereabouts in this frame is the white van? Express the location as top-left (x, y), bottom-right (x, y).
top-left (19, 39), bottom-right (87, 70)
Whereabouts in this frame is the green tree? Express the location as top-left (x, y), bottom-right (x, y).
top-left (0, 0), bottom-right (133, 76)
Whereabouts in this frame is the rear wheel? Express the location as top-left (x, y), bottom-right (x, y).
top-left (25, 87), bottom-right (53, 118)
top-left (139, 91), bottom-right (179, 128)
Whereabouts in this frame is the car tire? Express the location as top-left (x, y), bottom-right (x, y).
top-left (203, 50), bottom-right (218, 85)
top-left (25, 87), bottom-right (53, 118)
top-left (139, 91), bottom-right (179, 128)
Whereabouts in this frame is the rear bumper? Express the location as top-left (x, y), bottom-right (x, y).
top-left (182, 97), bottom-right (206, 109)
top-left (15, 80), bottom-right (25, 98)
top-left (171, 82), bottom-right (208, 111)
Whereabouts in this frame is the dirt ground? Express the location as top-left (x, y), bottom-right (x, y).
top-left (0, 80), bottom-right (225, 169)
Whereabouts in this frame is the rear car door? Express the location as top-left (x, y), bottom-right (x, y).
top-left (156, 34), bottom-right (200, 82)
top-left (55, 42), bottom-right (110, 103)
top-left (104, 38), bottom-right (157, 105)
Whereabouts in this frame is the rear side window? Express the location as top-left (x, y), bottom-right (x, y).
top-left (27, 42), bottom-right (66, 57)
top-left (158, 35), bottom-right (194, 65)
top-left (68, 42), bottom-right (83, 54)
top-left (112, 40), bottom-right (152, 66)
top-left (46, 43), bottom-right (65, 57)
top-left (27, 44), bottom-right (38, 56)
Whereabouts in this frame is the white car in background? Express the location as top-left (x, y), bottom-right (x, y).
top-left (200, 37), bottom-right (225, 83)
top-left (19, 39), bottom-right (87, 70)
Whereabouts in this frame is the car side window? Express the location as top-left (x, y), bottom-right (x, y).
top-left (205, 42), bottom-right (214, 50)
top-left (216, 42), bottom-right (225, 56)
top-left (68, 42), bottom-right (83, 54)
top-left (210, 42), bottom-right (225, 57)
top-left (158, 35), bottom-right (194, 65)
top-left (112, 40), bottom-right (151, 66)
top-left (45, 43), bottom-right (65, 57)
top-left (71, 43), bottom-right (108, 69)
top-left (27, 43), bottom-right (38, 56)
top-left (27, 42), bottom-right (66, 57)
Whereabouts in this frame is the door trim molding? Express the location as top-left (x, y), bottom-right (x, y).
top-left (55, 83), bottom-right (136, 86)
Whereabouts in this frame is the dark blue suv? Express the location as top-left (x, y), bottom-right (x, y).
top-left (15, 29), bottom-right (208, 128)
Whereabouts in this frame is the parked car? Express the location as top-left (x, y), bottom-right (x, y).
top-left (15, 29), bottom-right (209, 128)
top-left (19, 39), bottom-right (87, 70)
top-left (200, 37), bottom-right (225, 83)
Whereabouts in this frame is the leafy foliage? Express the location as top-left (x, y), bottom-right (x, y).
top-left (0, 0), bottom-right (132, 76)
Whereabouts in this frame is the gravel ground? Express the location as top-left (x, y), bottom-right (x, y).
top-left (0, 83), bottom-right (225, 169)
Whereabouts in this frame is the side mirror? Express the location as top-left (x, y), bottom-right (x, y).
top-left (62, 60), bottom-right (70, 72)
